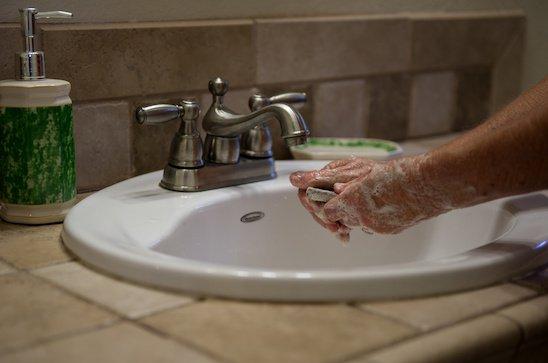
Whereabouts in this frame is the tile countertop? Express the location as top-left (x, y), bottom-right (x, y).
top-left (1, 134), bottom-right (547, 363)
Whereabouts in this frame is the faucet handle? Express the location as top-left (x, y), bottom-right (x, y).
top-left (208, 77), bottom-right (229, 97)
top-left (35, 10), bottom-right (73, 20)
top-left (135, 99), bottom-right (204, 169)
top-left (135, 104), bottom-right (182, 124)
top-left (135, 99), bottom-right (200, 125)
top-left (269, 93), bottom-right (307, 106)
top-left (249, 92), bottom-right (307, 111)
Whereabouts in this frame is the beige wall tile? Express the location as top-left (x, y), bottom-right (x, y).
top-left (411, 132), bottom-right (462, 150)
top-left (497, 295), bottom-right (548, 342)
top-left (256, 16), bottom-right (411, 84)
top-left (454, 68), bottom-right (492, 131)
top-left (367, 74), bottom-right (411, 140)
top-left (408, 71), bottom-right (456, 137)
top-left (411, 14), bottom-right (524, 70)
top-left (351, 314), bottom-right (521, 363)
top-left (42, 20), bottom-right (255, 101)
top-left (360, 283), bottom-right (536, 331)
top-left (141, 300), bottom-right (415, 363)
top-left (2, 322), bottom-right (219, 363)
top-left (0, 273), bottom-right (115, 353)
top-left (33, 262), bottom-right (193, 319)
top-left (0, 25), bottom-right (19, 81)
top-left (0, 260), bottom-right (15, 275)
top-left (312, 80), bottom-right (368, 138)
top-left (399, 133), bottom-right (462, 156)
top-left (0, 224), bottom-right (74, 269)
top-left (73, 101), bottom-right (132, 191)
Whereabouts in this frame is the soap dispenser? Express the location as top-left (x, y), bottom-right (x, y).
top-left (0, 8), bottom-right (76, 224)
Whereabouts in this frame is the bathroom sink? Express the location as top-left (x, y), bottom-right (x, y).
top-left (63, 161), bottom-right (548, 301)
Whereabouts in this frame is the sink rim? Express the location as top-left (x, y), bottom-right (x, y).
top-left (62, 161), bottom-right (548, 301)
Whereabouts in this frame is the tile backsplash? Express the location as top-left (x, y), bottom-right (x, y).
top-left (0, 11), bottom-right (525, 191)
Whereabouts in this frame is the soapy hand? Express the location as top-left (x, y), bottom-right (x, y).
top-left (290, 157), bottom-right (376, 189)
top-left (297, 189), bottom-right (351, 241)
top-left (291, 156), bottom-right (460, 235)
top-left (291, 157), bottom-right (375, 241)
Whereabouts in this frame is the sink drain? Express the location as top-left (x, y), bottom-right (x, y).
top-left (240, 211), bottom-right (265, 223)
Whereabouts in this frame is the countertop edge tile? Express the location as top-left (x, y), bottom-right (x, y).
top-left (32, 261), bottom-right (195, 320)
top-left (348, 314), bottom-right (522, 363)
top-left (495, 294), bottom-right (548, 343)
top-left (358, 283), bottom-right (536, 332)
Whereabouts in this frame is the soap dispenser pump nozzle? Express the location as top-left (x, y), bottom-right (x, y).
top-left (17, 7), bottom-right (72, 80)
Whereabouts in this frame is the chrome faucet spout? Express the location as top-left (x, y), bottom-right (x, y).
top-left (202, 103), bottom-right (309, 142)
top-left (201, 77), bottom-right (309, 164)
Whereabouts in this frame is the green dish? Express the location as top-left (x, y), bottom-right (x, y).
top-left (290, 137), bottom-right (402, 160)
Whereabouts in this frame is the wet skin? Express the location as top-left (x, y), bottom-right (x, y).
top-left (291, 76), bottom-right (548, 239)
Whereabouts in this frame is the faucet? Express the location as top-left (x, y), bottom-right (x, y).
top-left (135, 77), bottom-right (310, 192)
top-left (242, 90), bottom-right (307, 158)
top-left (202, 77), bottom-right (309, 163)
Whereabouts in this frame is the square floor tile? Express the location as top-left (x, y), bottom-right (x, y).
top-left (34, 262), bottom-right (193, 319)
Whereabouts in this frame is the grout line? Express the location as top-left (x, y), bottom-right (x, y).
top-left (23, 258), bottom-right (77, 272)
top-left (507, 281), bottom-right (542, 296)
top-left (489, 29), bottom-right (521, 112)
top-left (336, 311), bottom-right (516, 363)
top-left (493, 313), bottom-right (526, 361)
top-left (333, 330), bottom-right (415, 363)
top-left (339, 293), bottom-right (545, 363)
top-left (24, 270), bottom-right (123, 315)
top-left (128, 299), bottom-right (203, 320)
top-left (133, 319), bottom-right (235, 363)
top-left (0, 255), bottom-right (20, 271)
top-left (513, 278), bottom-right (548, 294)
top-left (29, 261), bottom-right (202, 320)
top-left (69, 67), bottom-right (477, 105)
top-left (18, 270), bottom-right (223, 361)
top-left (350, 303), bottom-right (419, 331)
top-left (251, 18), bottom-right (259, 87)
top-left (357, 285), bottom-right (538, 333)
top-left (22, 9), bottom-right (523, 29)
top-left (0, 270), bottom-right (121, 356)
top-left (0, 320), bottom-right (121, 358)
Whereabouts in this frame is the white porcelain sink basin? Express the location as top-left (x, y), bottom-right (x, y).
top-left (63, 161), bottom-right (548, 301)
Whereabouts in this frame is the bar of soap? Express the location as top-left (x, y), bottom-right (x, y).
top-left (306, 187), bottom-right (337, 203)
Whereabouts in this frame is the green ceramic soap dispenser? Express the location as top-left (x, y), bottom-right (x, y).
top-left (0, 7), bottom-right (76, 224)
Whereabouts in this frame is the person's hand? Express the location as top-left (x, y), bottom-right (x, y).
top-left (323, 157), bottom-right (457, 234)
top-left (297, 189), bottom-right (351, 241)
top-left (290, 157), bottom-right (375, 189)
top-left (290, 157), bottom-right (375, 240)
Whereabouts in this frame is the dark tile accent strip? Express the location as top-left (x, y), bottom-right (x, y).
top-left (367, 74), bottom-right (411, 140)
top-left (454, 68), bottom-right (492, 131)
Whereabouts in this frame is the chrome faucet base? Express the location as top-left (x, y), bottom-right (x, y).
top-left (160, 157), bottom-right (276, 192)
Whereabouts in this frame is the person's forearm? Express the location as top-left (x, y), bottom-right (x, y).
top-left (419, 76), bottom-right (548, 208)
